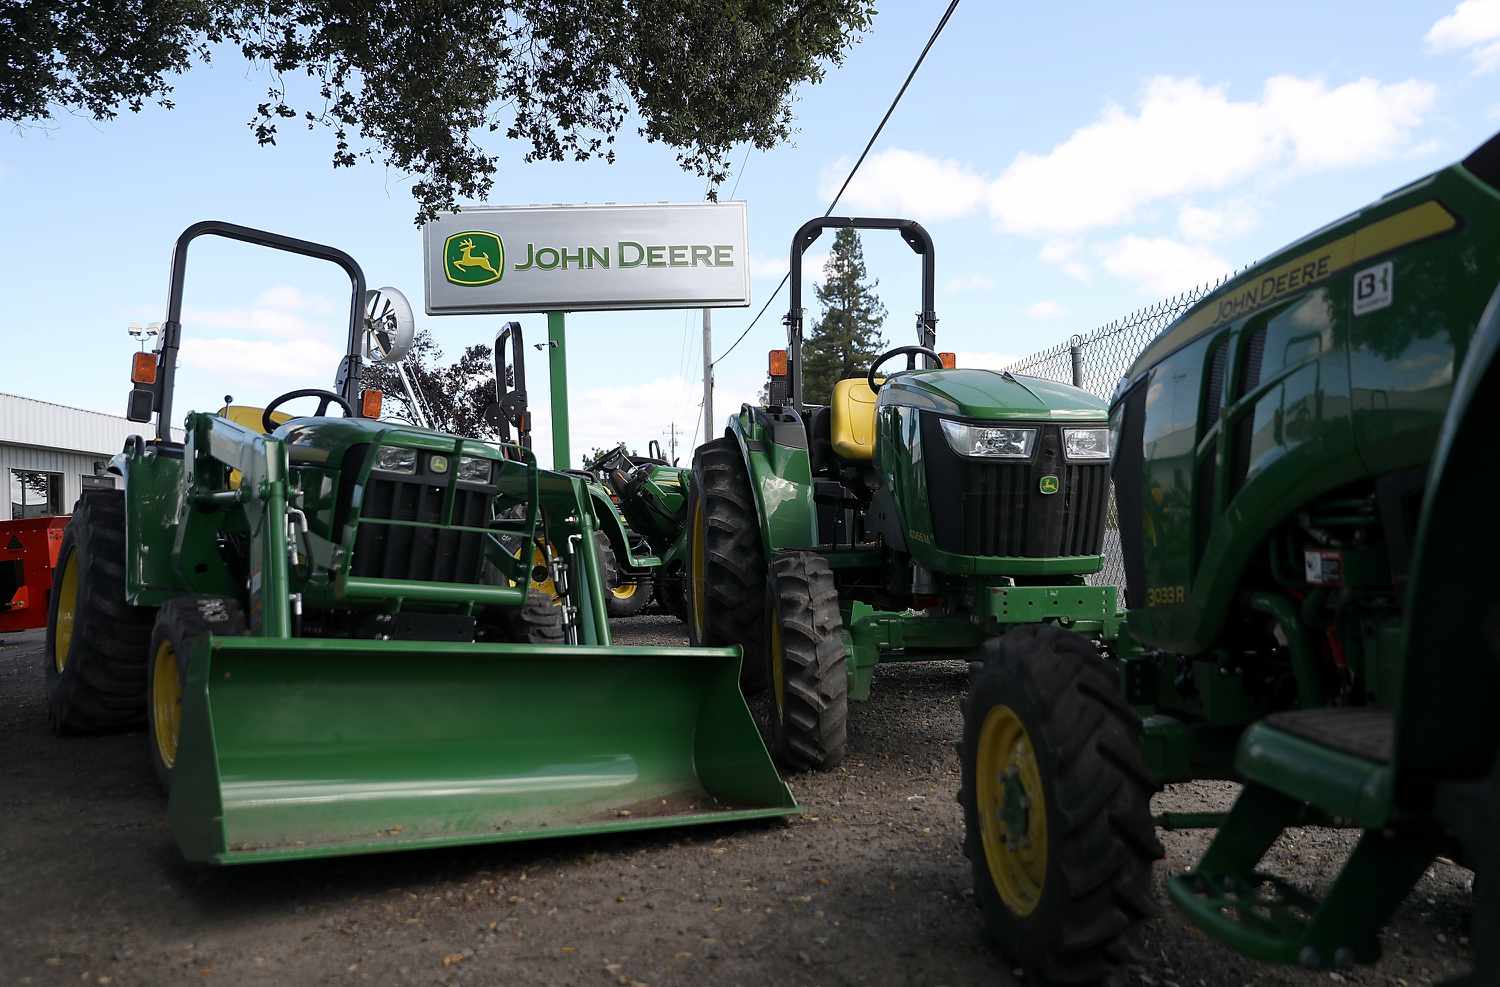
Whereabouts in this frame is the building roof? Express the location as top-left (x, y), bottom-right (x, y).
top-left (0, 391), bottom-right (182, 456)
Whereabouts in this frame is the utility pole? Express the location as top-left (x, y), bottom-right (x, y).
top-left (663, 422), bottom-right (680, 462)
top-left (701, 308), bottom-right (714, 443)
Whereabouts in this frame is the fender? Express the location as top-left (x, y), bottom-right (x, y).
top-left (726, 406), bottom-right (818, 553)
top-left (1396, 275), bottom-right (1500, 785)
top-left (585, 483), bottom-right (660, 572)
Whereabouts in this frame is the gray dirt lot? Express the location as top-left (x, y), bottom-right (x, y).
top-left (0, 616), bottom-right (1474, 986)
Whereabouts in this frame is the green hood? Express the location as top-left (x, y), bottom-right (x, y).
top-left (880, 368), bottom-right (1107, 422)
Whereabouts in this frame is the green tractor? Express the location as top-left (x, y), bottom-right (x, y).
top-left (489, 327), bottom-right (690, 622)
top-left (580, 441), bottom-right (693, 621)
top-left (686, 216), bottom-right (1123, 769)
top-left (961, 133), bottom-right (1500, 983)
top-left (43, 221), bottom-right (794, 865)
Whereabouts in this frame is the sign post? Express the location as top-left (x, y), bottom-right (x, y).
top-left (547, 311), bottom-right (570, 468)
top-left (422, 202), bottom-right (751, 467)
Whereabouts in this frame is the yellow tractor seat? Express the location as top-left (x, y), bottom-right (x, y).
top-left (219, 404), bottom-right (292, 435)
top-left (830, 377), bottom-right (882, 461)
top-left (218, 406), bottom-right (294, 489)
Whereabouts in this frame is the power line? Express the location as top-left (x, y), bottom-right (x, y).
top-left (711, 0), bottom-right (962, 368)
top-left (728, 143), bottom-right (753, 201)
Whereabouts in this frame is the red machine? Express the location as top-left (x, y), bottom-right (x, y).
top-left (0, 517), bottom-right (68, 633)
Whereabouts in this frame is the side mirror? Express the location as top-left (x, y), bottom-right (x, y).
top-left (362, 287), bottom-right (415, 364)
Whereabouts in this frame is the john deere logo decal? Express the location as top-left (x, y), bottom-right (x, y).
top-left (1038, 475), bottom-right (1060, 495)
top-left (445, 231), bottom-right (505, 286)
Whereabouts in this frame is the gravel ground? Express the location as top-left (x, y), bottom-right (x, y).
top-left (0, 616), bottom-right (1475, 986)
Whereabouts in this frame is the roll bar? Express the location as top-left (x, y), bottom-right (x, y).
top-left (493, 321), bottom-right (531, 449)
top-left (783, 216), bottom-right (936, 412)
top-left (150, 221), bottom-right (368, 441)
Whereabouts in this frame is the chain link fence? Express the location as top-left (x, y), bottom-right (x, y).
top-left (1005, 273), bottom-right (1236, 591)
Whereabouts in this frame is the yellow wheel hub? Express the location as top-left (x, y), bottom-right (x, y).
top-left (690, 498), bottom-right (707, 636)
top-left (610, 581), bottom-right (638, 600)
top-left (52, 553), bottom-right (78, 673)
top-left (152, 640), bottom-right (183, 770)
top-left (975, 704), bottom-right (1048, 917)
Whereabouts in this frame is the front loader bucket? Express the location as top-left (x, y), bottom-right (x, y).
top-left (168, 637), bottom-right (796, 864)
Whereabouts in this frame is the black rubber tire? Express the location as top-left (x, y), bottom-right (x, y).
top-left (1447, 761), bottom-right (1500, 986)
top-left (765, 552), bottom-right (848, 771)
top-left (688, 437), bottom-right (769, 695)
top-left (491, 589), bottom-right (566, 644)
top-left (44, 490), bottom-right (158, 734)
top-left (146, 596), bottom-right (246, 792)
top-left (592, 534), bottom-right (653, 618)
top-left (960, 624), bottom-right (1163, 985)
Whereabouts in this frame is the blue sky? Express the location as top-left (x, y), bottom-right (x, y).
top-left (3, 1), bottom-right (1498, 466)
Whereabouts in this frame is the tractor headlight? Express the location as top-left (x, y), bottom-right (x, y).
top-left (940, 420), bottom-right (1036, 459)
top-left (457, 456), bottom-right (492, 483)
top-left (374, 446), bottom-right (418, 474)
top-left (1062, 427), bottom-right (1111, 460)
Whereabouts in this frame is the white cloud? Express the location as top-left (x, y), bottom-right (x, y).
top-left (988, 76), bottom-right (1436, 236)
top-left (255, 284), bottom-right (337, 314)
top-left (179, 336), bottom-right (345, 380)
top-left (548, 371), bottom-right (764, 468)
top-left (1098, 236), bottom-right (1230, 296)
top-left (946, 274), bottom-right (996, 294)
top-left (1177, 202), bottom-right (1258, 242)
top-left (1427, 0), bottom-right (1500, 72)
top-left (821, 149), bottom-right (989, 220)
top-left (957, 351), bottom-right (1023, 371)
top-left (1040, 240), bottom-right (1091, 281)
top-left (1026, 300), bottom-right (1064, 320)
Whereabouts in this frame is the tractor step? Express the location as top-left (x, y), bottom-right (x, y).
top-left (1168, 721), bottom-right (1443, 970)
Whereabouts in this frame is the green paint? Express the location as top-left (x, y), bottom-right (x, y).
top-left (167, 635), bottom-right (795, 864)
top-left (548, 311), bottom-right (570, 469)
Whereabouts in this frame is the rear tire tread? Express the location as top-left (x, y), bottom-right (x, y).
top-left (45, 490), bottom-right (159, 734)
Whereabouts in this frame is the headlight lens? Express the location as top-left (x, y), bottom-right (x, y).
top-left (1063, 427), bottom-right (1112, 460)
top-left (457, 456), bottom-right (492, 482)
top-left (940, 420), bottom-right (1037, 458)
top-left (374, 446), bottom-right (417, 474)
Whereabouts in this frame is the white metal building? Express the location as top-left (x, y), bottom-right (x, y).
top-left (0, 392), bottom-right (174, 520)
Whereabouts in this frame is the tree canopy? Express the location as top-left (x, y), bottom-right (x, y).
top-left (4, 1), bottom-right (876, 222)
top-left (361, 329), bottom-right (500, 438)
top-left (801, 228), bottom-right (886, 405)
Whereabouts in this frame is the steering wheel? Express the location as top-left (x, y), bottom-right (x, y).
top-left (867, 345), bottom-right (945, 393)
top-left (263, 388), bottom-right (354, 432)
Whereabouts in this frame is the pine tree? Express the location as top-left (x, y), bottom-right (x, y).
top-left (800, 229), bottom-right (886, 406)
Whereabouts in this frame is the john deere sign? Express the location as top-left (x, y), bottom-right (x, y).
top-left (444, 232), bottom-right (505, 286)
top-left (423, 202), bottom-right (750, 314)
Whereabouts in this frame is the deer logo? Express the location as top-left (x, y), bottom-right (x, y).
top-left (443, 231), bottom-right (505, 286)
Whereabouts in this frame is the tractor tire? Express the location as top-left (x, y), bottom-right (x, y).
top-left (592, 534), bottom-right (652, 618)
top-left (1447, 760), bottom-right (1500, 986)
top-left (606, 574), bottom-right (653, 618)
top-left (146, 596), bottom-right (246, 792)
top-left (491, 589), bottom-right (566, 645)
top-left (688, 437), bottom-right (769, 695)
top-left (765, 552), bottom-right (848, 771)
top-left (44, 490), bottom-right (158, 734)
top-left (960, 624), bottom-right (1163, 985)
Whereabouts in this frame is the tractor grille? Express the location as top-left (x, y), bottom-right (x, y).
top-left (350, 474), bottom-right (492, 584)
top-left (922, 414), bottom-right (1109, 558)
